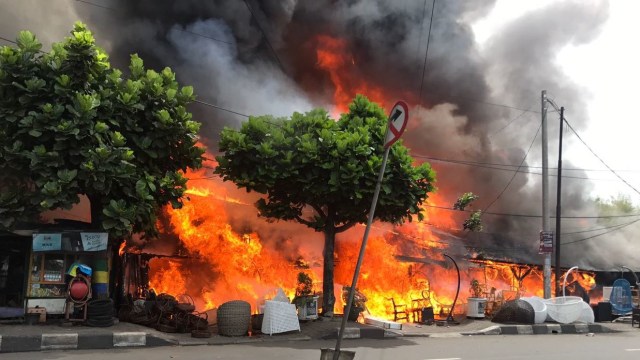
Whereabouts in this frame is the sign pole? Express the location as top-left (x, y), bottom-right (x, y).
top-left (332, 102), bottom-right (408, 360)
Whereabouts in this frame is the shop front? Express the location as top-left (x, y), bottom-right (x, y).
top-left (27, 231), bottom-right (111, 315)
top-left (0, 232), bottom-right (30, 319)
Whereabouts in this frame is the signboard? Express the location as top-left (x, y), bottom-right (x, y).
top-left (384, 101), bottom-right (409, 148)
top-left (81, 233), bottom-right (109, 252)
top-left (32, 232), bottom-right (109, 252)
top-left (539, 231), bottom-right (553, 254)
top-left (32, 233), bottom-right (62, 252)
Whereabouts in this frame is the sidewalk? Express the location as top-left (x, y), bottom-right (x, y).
top-left (0, 316), bottom-right (635, 353)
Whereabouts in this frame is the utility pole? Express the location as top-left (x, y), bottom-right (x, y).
top-left (554, 107), bottom-right (565, 296)
top-left (541, 90), bottom-right (551, 299)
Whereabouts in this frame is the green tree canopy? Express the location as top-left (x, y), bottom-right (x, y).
top-left (595, 194), bottom-right (638, 224)
top-left (0, 23), bottom-right (205, 237)
top-left (215, 95), bottom-right (436, 313)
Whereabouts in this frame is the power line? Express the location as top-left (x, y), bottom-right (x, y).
top-left (488, 107), bottom-right (533, 138)
top-left (482, 119), bottom-right (542, 212)
top-left (0, 35), bottom-right (46, 53)
top-left (417, 0), bottom-right (436, 103)
top-left (193, 99), bottom-right (250, 118)
top-left (416, 156), bottom-right (624, 181)
top-left (424, 204), bottom-right (640, 219)
top-left (241, 0), bottom-right (286, 73)
top-left (565, 119), bottom-right (640, 197)
top-left (409, 154), bottom-right (640, 173)
top-left (562, 218), bottom-right (640, 245)
top-left (74, 0), bottom-right (234, 45)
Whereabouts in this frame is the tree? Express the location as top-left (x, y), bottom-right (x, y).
top-left (0, 23), bottom-right (205, 237)
top-left (594, 194), bottom-right (638, 225)
top-left (454, 192), bottom-right (483, 232)
top-left (215, 95), bottom-right (435, 314)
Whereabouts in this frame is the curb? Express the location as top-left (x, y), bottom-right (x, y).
top-left (0, 323), bottom-right (617, 352)
top-left (0, 332), bottom-right (175, 353)
top-left (324, 323), bottom-right (613, 340)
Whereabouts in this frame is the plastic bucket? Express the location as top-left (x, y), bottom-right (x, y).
top-left (466, 298), bottom-right (487, 318)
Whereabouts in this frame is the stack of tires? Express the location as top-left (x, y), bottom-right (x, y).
top-left (87, 298), bottom-right (115, 327)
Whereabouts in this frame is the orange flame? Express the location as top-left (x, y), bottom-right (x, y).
top-left (315, 35), bottom-right (388, 115)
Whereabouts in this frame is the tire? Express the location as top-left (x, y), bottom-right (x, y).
top-left (157, 324), bottom-right (178, 333)
top-left (88, 299), bottom-right (113, 307)
top-left (86, 318), bottom-right (115, 327)
top-left (87, 314), bottom-right (113, 322)
top-left (191, 330), bottom-right (211, 338)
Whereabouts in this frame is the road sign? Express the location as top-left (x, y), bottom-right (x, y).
top-left (539, 231), bottom-right (553, 254)
top-left (384, 101), bottom-right (409, 148)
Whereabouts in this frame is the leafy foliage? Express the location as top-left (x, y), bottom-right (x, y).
top-left (594, 194), bottom-right (638, 224)
top-left (0, 23), bottom-right (205, 237)
top-left (216, 95), bottom-right (435, 231)
top-left (463, 210), bottom-right (483, 232)
top-left (215, 94), bottom-right (435, 312)
top-left (454, 192), bottom-right (479, 210)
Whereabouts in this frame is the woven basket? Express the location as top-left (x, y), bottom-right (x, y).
top-left (217, 300), bottom-right (251, 336)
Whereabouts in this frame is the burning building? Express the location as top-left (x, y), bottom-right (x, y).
top-left (0, 0), bottom-right (621, 320)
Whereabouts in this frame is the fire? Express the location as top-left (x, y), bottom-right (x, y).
top-left (138, 36), bottom-right (603, 324)
top-left (315, 35), bottom-right (388, 115)
top-left (142, 155), bottom-right (600, 322)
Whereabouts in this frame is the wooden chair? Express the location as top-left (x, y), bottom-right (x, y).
top-left (388, 298), bottom-right (409, 322)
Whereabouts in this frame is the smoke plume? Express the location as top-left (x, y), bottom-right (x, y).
top-left (0, 0), bottom-right (620, 269)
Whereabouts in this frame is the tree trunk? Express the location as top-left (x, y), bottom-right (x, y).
top-left (87, 194), bottom-right (102, 229)
top-left (321, 225), bottom-right (336, 315)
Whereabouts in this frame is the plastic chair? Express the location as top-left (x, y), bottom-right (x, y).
top-left (610, 278), bottom-right (633, 315)
top-left (388, 298), bottom-right (409, 322)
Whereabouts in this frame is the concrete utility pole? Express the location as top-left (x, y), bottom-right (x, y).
top-left (541, 90), bottom-right (551, 299)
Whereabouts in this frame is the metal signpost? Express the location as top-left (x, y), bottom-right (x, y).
top-left (329, 101), bottom-right (409, 360)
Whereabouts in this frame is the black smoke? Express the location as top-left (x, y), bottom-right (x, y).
top-left (0, 0), bottom-right (617, 268)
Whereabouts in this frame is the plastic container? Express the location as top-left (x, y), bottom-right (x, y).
top-left (577, 301), bottom-right (595, 323)
top-left (543, 266), bottom-right (587, 324)
top-left (466, 298), bottom-right (487, 318)
top-left (543, 296), bottom-right (584, 324)
top-left (520, 296), bottom-right (548, 324)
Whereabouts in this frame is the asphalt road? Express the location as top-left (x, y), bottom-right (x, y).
top-left (5, 333), bottom-right (640, 360)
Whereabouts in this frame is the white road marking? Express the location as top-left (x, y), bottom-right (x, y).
top-left (423, 358), bottom-right (462, 360)
top-left (625, 349), bottom-right (640, 351)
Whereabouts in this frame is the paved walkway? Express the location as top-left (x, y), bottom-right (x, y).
top-left (0, 315), bottom-right (637, 353)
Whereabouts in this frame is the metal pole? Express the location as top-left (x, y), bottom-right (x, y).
top-left (443, 254), bottom-right (460, 323)
top-left (541, 90), bottom-right (551, 299)
top-left (554, 107), bottom-right (564, 296)
top-left (333, 145), bottom-right (391, 360)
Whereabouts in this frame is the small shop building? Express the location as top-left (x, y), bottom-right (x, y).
top-left (0, 223), bottom-right (115, 321)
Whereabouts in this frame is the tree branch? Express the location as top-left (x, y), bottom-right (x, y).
top-left (335, 221), bottom-right (357, 233)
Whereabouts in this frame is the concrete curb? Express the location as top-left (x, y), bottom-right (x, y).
top-left (0, 332), bottom-right (174, 353)
top-left (324, 323), bottom-right (613, 340)
top-left (464, 323), bottom-right (611, 336)
top-left (0, 323), bottom-right (618, 353)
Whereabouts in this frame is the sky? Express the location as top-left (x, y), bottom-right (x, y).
top-left (475, 0), bottom-right (640, 203)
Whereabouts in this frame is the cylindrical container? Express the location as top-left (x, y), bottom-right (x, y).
top-left (466, 297), bottom-right (487, 318)
top-left (92, 257), bottom-right (109, 298)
